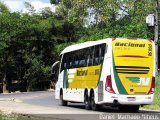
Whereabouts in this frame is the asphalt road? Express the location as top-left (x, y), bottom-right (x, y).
top-left (0, 91), bottom-right (159, 120)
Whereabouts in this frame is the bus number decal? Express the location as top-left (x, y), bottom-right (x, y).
top-left (148, 44), bottom-right (152, 56)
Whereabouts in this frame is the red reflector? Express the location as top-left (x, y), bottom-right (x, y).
top-left (106, 75), bottom-right (115, 94)
top-left (148, 77), bottom-right (155, 94)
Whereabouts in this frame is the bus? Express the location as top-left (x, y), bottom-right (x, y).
top-left (55, 38), bottom-right (155, 112)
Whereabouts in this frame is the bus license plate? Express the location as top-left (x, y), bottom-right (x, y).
top-left (127, 97), bottom-right (136, 101)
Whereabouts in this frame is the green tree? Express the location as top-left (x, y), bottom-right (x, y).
top-left (0, 2), bottom-right (10, 13)
top-left (78, 0), bottom-right (155, 42)
top-left (0, 3), bottom-right (57, 92)
top-left (24, 2), bottom-right (36, 14)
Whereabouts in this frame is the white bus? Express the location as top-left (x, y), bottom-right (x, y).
top-left (55, 38), bottom-right (155, 112)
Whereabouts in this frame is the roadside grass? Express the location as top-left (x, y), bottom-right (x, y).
top-left (143, 76), bottom-right (160, 110)
top-left (0, 113), bottom-right (45, 120)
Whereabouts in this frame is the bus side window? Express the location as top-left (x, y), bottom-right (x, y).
top-left (77, 48), bottom-right (85, 67)
top-left (75, 50), bottom-right (81, 68)
top-left (69, 62), bottom-right (73, 68)
top-left (100, 43), bottom-right (106, 63)
top-left (94, 45), bottom-right (100, 65)
top-left (95, 57), bottom-right (99, 65)
top-left (64, 54), bottom-right (68, 69)
top-left (64, 63), bottom-right (67, 69)
top-left (60, 53), bottom-right (68, 71)
top-left (67, 52), bottom-right (74, 69)
top-left (79, 59), bottom-right (86, 67)
top-left (65, 53), bottom-right (71, 69)
top-left (87, 59), bottom-right (93, 66)
top-left (74, 61), bottom-right (79, 68)
top-left (73, 50), bottom-right (79, 68)
top-left (87, 46), bottom-right (94, 66)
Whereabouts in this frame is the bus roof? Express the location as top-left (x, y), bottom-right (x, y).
top-left (60, 38), bottom-right (150, 54)
top-left (60, 38), bottom-right (111, 54)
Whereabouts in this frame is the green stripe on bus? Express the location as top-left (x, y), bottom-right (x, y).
top-left (126, 77), bottom-right (140, 83)
top-left (112, 53), bottom-right (128, 95)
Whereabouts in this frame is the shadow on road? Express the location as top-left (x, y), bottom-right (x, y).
top-left (66, 103), bottom-right (160, 113)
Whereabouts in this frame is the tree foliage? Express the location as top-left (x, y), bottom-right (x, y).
top-left (0, 2), bottom-right (59, 92)
top-left (77, 0), bottom-right (155, 42)
top-left (0, 2), bottom-right (10, 13)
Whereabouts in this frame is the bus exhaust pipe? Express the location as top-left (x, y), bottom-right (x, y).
top-left (113, 99), bottom-right (118, 104)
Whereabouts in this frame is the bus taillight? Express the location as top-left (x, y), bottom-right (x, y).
top-left (148, 77), bottom-right (155, 94)
top-left (106, 75), bottom-right (115, 94)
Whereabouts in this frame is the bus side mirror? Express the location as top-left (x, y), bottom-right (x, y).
top-left (51, 61), bottom-right (60, 75)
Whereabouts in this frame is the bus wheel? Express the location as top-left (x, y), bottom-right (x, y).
top-left (118, 105), bottom-right (139, 113)
top-left (60, 93), bottom-right (67, 106)
top-left (90, 92), bottom-right (98, 111)
top-left (84, 93), bottom-right (91, 110)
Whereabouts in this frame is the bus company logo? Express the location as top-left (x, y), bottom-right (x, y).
top-left (77, 70), bottom-right (88, 76)
top-left (115, 42), bottom-right (145, 47)
top-left (126, 77), bottom-right (150, 86)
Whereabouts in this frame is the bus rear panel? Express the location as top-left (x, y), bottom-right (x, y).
top-left (108, 39), bottom-right (155, 105)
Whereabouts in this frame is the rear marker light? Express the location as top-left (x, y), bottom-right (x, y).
top-left (148, 77), bottom-right (155, 94)
top-left (106, 75), bottom-right (115, 94)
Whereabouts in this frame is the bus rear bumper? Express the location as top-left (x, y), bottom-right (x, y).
top-left (116, 94), bottom-right (154, 105)
top-left (98, 93), bottom-right (154, 105)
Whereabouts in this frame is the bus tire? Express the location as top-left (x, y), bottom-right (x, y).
top-left (84, 92), bottom-right (91, 110)
top-left (118, 105), bottom-right (139, 113)
top-left (90, 92), bottom-right (98, 111)
top-left (60, 92), bottom-right (67, 106)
